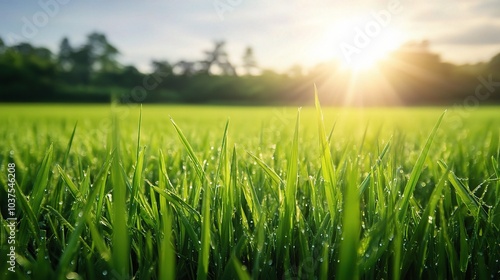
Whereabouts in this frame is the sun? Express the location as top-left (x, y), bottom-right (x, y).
top-left (308, 18), bottom-right (407, 106)
top-left (338, 28), bottom-right (405, 72)
top-left (311, 19), bottom-right (406, 72)
top-left (342, 36), bottom-right (400, 71)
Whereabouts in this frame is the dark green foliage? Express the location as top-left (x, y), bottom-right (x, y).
top-left (1, 33), bottom-right (500, 105)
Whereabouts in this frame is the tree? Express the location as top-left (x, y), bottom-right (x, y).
top-left (57, 37), bottom-right (92, 84)
top-left (0, 42), bottom-right (57, 100)
top-left (11, 42), bottom-right (35, 56)
top-left (58, 37), bottom-right (73, 71)
top-left (200, 40), bottom-right (236, 75)
top-left (86, 32), bottom-right (120, 72)
top-left (56, 33), bottom-right (121, 85)
top-left (488, 53), bottom-right (500, 73)
top-left (387, 40), bottom-right (450, 76)
top-left (152, 60), bottom-right (173, 76)
top-left (242, 46), bottom-right (258, 75)
top-left (379, 40), bottom-right (454, 104)
top-left (70, 45), bottom-right (93, 85)
top-left (0, 37), bottom-right (5, 54)
top-left (174, 60), bottom-right (197, 76)
top-left (11, 42), bottom-right (53, 60)
top-left (119, 65), bottom-right (144, 87)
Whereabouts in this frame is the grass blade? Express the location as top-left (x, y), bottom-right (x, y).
top-left (32, 144), bottom-right (53, 215)
top-left (129, 147), bottom-right (145, 226)
top-left (196, 174), bottom-right (211, 280)
top-left (276, 109), bottom-right (300, 274)
top-left (247, 152), bottom-right (283, 186)
top-left (337, 162), bottom-right (360, 280)
top-left (170, 117), bottom-right (207, 182)
top-left (398, 111), bottom-right (445, 222)
top-left (358, 140), bottom-right (391, 196)
top-left (62, 122), bottom-right (78, 166)
top-left (315, 86), bottom-right (337, 219)
top-left (57, 164), bottom-right (82, 200)
top-left (170, 118), bottom-right (211, 280)
top-left (440, 162), bottom-right (488, 220)
top-left (151, 185), bottom-right (201, 221)
top-left (231, 256), bottom-right (251, 280)
top-left (14, 180), bottom-right (39, 240)
top-left (159, 204), bottom-right (176, 280)
top-left (111, 114), bottom-right (130, 278)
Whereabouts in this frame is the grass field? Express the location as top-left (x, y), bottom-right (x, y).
top-left (1, 100), bottom-right (499, 279)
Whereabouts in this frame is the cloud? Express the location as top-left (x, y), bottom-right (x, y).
top-left (2, 0), bottom-right (500, 68)
top-left (470, 0), bottom-right (500, 17)
top-left (435, 24), bottom-right (500, 45)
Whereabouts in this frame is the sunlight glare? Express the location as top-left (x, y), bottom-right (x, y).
top-left (340, 27), bottom-right (405, 72)
top-left (312, 18), bottom-right (406, 72)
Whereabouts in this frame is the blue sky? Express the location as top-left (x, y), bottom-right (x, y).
top-left (1, 0), bottom-right (500, 72)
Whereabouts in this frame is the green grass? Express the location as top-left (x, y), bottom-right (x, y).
top-left (0, 101), bottom-right (499, 279)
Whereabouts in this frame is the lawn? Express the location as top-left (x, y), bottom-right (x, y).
top-left (0, 101), bottom-right (499, 279)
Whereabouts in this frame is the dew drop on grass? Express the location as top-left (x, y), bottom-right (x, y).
top-left (102, 270), bottom-right (108, 276)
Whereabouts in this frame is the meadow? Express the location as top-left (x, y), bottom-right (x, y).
top-left (0, 99), bottom-right (499, 279)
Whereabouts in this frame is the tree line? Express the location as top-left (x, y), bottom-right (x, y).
top-left (0, 32), bottom-right (499, 105)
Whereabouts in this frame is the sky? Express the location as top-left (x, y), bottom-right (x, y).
top-left (1, 0), bottom-right (500, 72)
